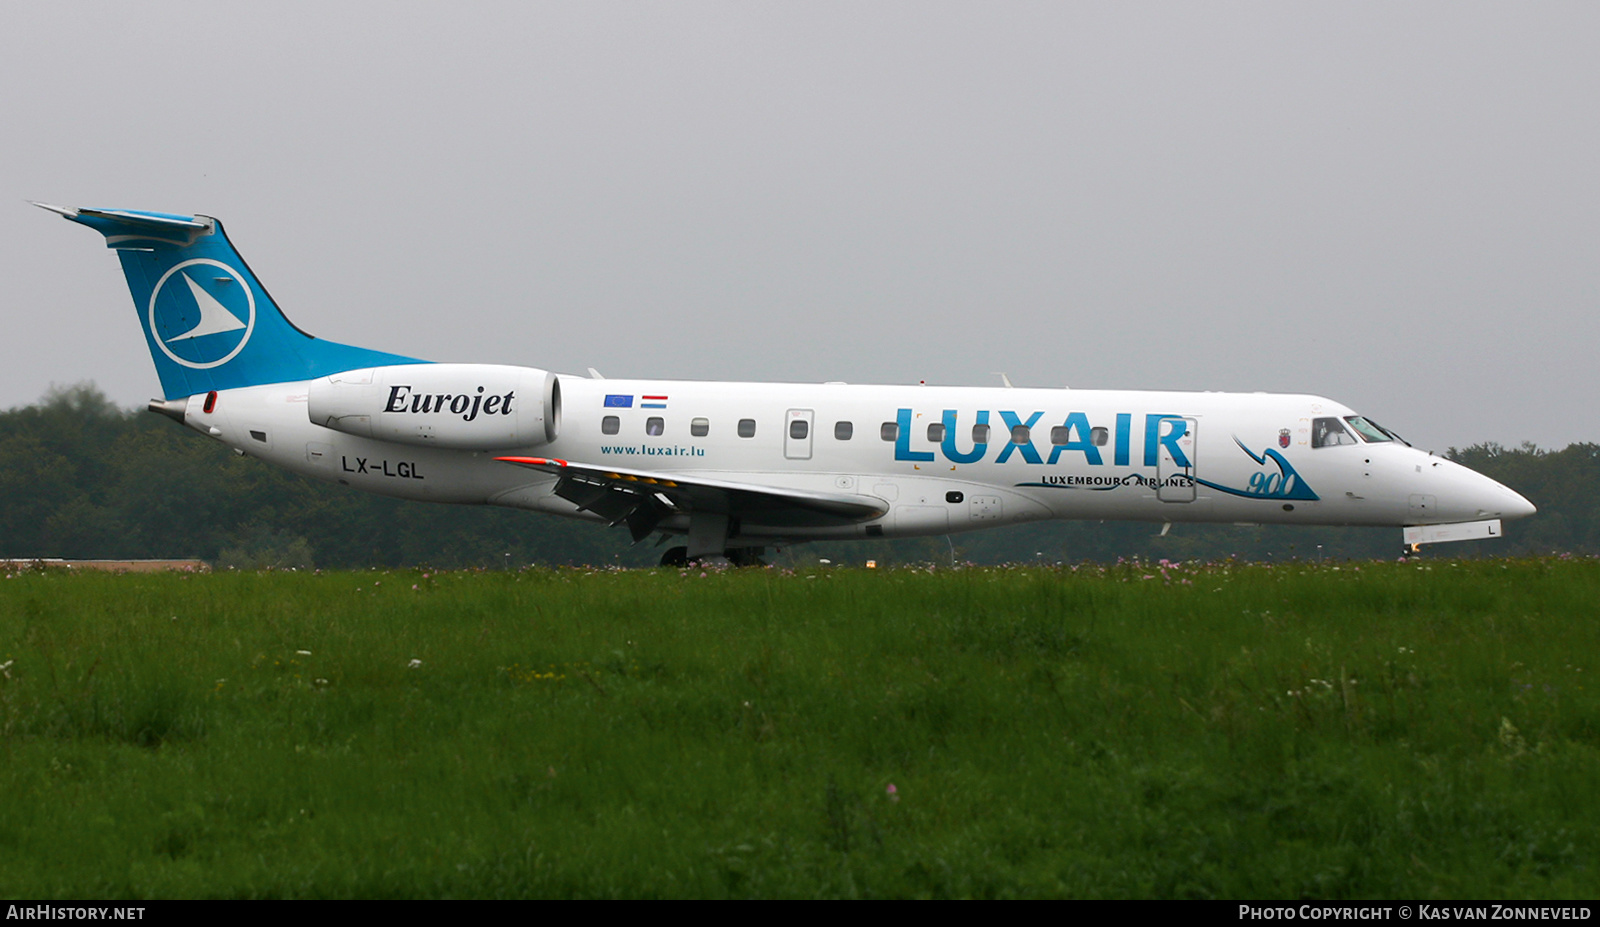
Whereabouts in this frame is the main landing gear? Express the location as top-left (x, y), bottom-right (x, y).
top-left (659, 546), bottom-right (767, 568)
top-left (656, 511), bottom-right (767, 567)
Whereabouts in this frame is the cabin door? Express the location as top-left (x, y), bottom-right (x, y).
top-left (785, 409), bottom-right (815, 460)
top-left (1156, 417), bottom-right (1198, 502)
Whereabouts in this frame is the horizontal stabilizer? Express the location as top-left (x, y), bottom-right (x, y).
top-left (33, 202), bottom-right (213, 249)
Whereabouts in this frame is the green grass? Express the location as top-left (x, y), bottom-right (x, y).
top-left (0, 557), bottom-right (1597, 898)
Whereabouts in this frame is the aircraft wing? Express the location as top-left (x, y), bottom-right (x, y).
top-left (495, 456), bottom-right (888, 541)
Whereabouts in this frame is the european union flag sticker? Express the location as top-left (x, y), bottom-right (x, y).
top-left (604, 394), bottom-right (633, 408)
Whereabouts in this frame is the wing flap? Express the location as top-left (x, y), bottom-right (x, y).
top-left (496, 456), bottom-right (887, 529)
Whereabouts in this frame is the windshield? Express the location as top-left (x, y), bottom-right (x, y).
top-left (1373, 420), bottom-right (1411, 446)
top-left (1343, 416), bottom-right (1392, 443)
top-left (1343, 415), bottom-right (1411, 446)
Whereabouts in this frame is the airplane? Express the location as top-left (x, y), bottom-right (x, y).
top-left (35, 203), bottom-right (1535, 566)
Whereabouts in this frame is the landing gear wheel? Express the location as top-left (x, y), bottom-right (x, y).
top-left (660, 546), bottom-right (688, 567)
top-left (725, 547), bottom-right (768, 567)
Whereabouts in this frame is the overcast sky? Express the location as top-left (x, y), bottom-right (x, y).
top-left (3, 1), bottom-right (1595, 452)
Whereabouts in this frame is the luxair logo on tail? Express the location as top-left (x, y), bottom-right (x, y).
top-left (148, 259), bottom-right (256, 369)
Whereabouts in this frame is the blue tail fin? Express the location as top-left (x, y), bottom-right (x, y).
top-left (38, 203), bottom-right (422, 400)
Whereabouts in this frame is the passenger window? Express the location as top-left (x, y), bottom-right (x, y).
top-left (601, 415), bottom-right (620, 435)
top-left (880, 422), bottom-right (898, 442)
top-left (1011, 424), bottom-right (1031, 444)
top-left (646, 417), bottom-right (664, 437)
top-left (973, 423), bottom-right (989, 443)
top-left (790, 419), bottom-right (809, 439)
top-left (927, 423), bottom-right (945, 442)
top-left (1312, 417), bottom-right (1357, 448)
top-left (1051, 424), bottom-right (1106, 445)
top-left (691, 417), bottom-right (709, 437)
top-left (834, 421), bottom-right (853, 440)
top-left (738, 419), bottom-right (757, 438)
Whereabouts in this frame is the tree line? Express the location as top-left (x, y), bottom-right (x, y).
top-left (1, 384), bottom-right (1592, 569)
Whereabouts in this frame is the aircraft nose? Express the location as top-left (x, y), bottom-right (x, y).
top-left (1417, 455), bottom-right (1536, 523)
top-left (1499, 485), bottom-right (1537, 520)
top-left (1458, 465), bottom-right (1536, 521)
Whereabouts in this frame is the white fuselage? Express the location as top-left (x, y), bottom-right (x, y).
top-left (183, 374), bottom-right (1535, 548)
top-left (42, 201), bottom-right (1534, 558)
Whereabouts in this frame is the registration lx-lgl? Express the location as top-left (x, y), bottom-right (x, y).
top-left (37, 203), bottom-right (1535, 565)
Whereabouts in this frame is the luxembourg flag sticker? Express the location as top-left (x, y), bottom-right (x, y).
top-left (641, 395), bottom-right (668, 409)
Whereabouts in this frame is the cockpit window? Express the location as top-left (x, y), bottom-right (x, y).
top-left (1370, 419), bottom-right (1411, 446)
top-left (1312, 417), bottom-right (1358, 448)
top-left (1343, 416), bottom-right (1392, 444)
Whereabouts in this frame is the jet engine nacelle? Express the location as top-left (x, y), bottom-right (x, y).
top-left (308, 364), bottom-right (560, 449)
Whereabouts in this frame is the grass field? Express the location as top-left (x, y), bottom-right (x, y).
top-left (0, 557), bottom-right (1596, 898)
